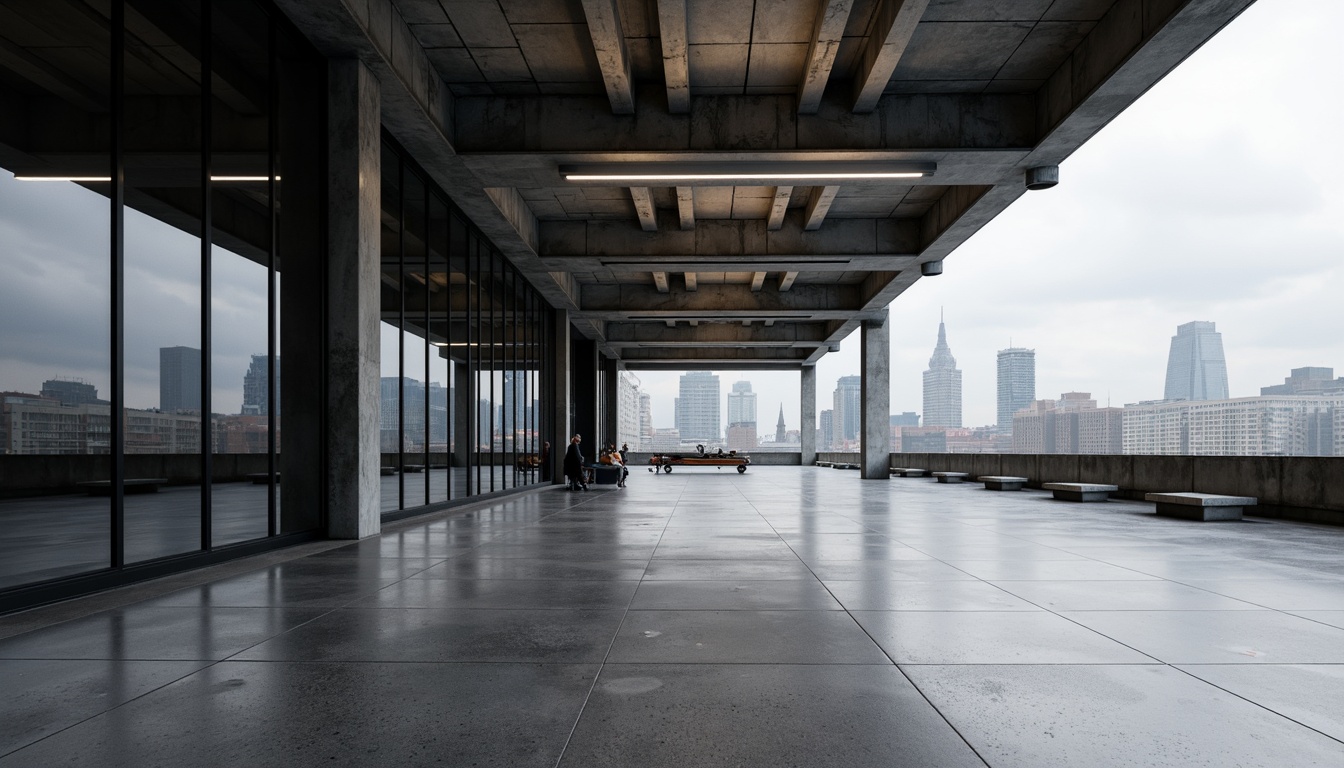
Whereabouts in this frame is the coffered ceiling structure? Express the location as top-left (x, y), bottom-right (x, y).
top-left (281, 0), bottom-right (1255, 369)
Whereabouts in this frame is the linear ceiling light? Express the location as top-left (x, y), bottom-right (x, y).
top-left (560, 161), bottom-right (935, 182)
top-left (15, 175), bottom-right (278, 182)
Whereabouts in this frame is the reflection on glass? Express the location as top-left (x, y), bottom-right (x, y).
top-left (0, 168), bottom-right (112, 587)
top-left (123, 1), bottom-right (205, 563)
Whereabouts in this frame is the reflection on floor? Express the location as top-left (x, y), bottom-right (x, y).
top-left (0, 468), bottom-right (541, 590)
top-left (1, 467), bottom-right (1343, 766)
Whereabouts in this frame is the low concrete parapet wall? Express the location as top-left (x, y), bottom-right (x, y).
top-left (887, 453), bottom-right (1344, 526)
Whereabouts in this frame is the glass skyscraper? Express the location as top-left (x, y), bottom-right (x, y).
top-left (1163, 321), bottom-right (1229, 401)
top-left (997, 347), bottom-right (1036, 431)
top-left (675, 371), bottom-right (720, 443)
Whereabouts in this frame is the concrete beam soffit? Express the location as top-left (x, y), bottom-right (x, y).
top-left (803, 186), bottom-right (839, 231)
top-left (797, 0), bottom-right (856, 114)
top-left (579, 0), bottom-right (636, 114)
top-left (630, 186), bottom-right (658, 231)
top-left (852, 0), bottom-right (932, 113)
top-left (676, 186), bottom-right (695, 230)
top-left (656, 0), bottom-right (691, 113)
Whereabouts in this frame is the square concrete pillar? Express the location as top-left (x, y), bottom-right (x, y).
top-left (600, 355), bottom-right (619, 448)
top-left (453, 360), bottom-right (470, 472)
top-left (800, 365), bottom-right (817, 465)
top-left (860, 309), bottom-right (890, 480)
top-left (570, 334), bottom-right (599, 452)
top-left (324, 59), bottom-right (381, 538)
top-left (549, 309), bottom-right (571, 484)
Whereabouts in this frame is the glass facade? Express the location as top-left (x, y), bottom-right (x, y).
top-left (378, 136), bottom-right (551, 515)
top-left (0, 1), bottom-right (325, 601)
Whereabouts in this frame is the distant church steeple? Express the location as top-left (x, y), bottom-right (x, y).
top-left (775, 403), bottom-right (786, 443)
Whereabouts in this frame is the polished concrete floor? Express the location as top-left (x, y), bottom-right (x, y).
top-left (2, 467), bottom-right (1343, 766)
top-left (0, 468), bottom-right (537, 589)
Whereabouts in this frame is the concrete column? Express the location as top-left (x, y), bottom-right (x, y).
top-left (549, 309), bottom-right (571, 484)
top-left (860, 309), bottom-right (890, 480)
top-left (600, 355), bottom-right (619, 448)
top-left (571, 335), bottom-right (599, 453)
top-left (800, 365), bottom-right (817, 465)
top-left (324, 59), bottom-right (381, 538)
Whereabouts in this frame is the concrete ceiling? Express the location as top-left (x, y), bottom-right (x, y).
top-left (273, 0), bottom-right (1256, 369)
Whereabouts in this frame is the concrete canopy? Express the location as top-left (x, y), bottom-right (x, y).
top-left (273, 0), bottom-right (1255, 368)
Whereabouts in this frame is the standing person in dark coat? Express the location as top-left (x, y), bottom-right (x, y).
top-left (563, 434), bottom-right (587, 491)
top-left (540, 441), bottom-right (551, 482)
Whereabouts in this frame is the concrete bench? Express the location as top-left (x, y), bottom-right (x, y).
top-left (894, 468), bottom-right (930, 478)
top-left (833, 463), bottom-right (858, 470)
top-left (586, 464), bottom-right (624, 486)
top-left (979, 476), bottom-right (1028, 491)
top-left (1043, 482), bottom-right (1117, 502)
top-left (933, 471), bottom-right (969, 484)
top-left (402, 464), bottom-right (424, 473)
top-left (380, 466), bottom-right (398, 476)
top-left (79, 478), bottom-right (167, 496)
top-left (246, 472), bottom-right (280, 485)
top-left (815, 461), bottom-right (833, 468)
top-left (1145, 492), bottom-right (1256, 521)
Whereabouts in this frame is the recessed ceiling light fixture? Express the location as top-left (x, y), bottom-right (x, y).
top-left (560, 161), bottom-right (935, 183)
top-left (15, 175), bottom-right (278, 182)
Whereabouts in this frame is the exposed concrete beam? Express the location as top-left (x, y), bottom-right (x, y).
top-left (454, 89), bottom-right (1035, 155)
top-left (540, 215), bottom-right (920, 268)
top-left (630, 187), bottom-right (657, 231)
top-left (779, 272), bottom-right (798, 292)
top-left (676, 186), bottom-right (695, 230)
top-left (851, 0), bottom-right (931, 113)
top-left (0, 35), bottom-right (105, 113)
top-left (604, 321), bottom-right (830, 347)
top-left (620, 347), bottom-right (812, 365)
top-left (655, 0), bottom-right (690, 113)
top-left (764, 320), bottom-right (775, 327)
top-left (750, 272), bottom-right (766, 292)
top-left (579, 0), bottom-right (635, 114)
top-left (684, 272), bottom-right (697, 292)
top-left (767, 186), bottom-right (792, 231)
top-left (576, 282), bottom-right (862, 318)
top-left (797, 0), bottom-right (855, 114)
top-left (652, 271), bottom-right (669, 293)
top-left (803, 186), bottom-right (839, 231)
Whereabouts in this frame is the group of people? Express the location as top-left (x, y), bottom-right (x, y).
top-left (562, 435), bottom-right (630, 491)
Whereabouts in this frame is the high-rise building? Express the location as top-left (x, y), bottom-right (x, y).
top-left (890, 412), bottom-right (919, 427)
top-left (1163, 321), bottom-right (1229, 401)
top-left (727, 381), bottom-right (757, 427)
top-left (819, 409), bottom-right (834, 451)
top-left (996, 347), bottom-right (1035, 431)
top-left (638, 392), bottom-right (653, 450)
top-left (1012, 393), bottom-right (1123, 454)
top-left (833, 375), bottom-right (861, 443)
top-left (775, 404), bottom-right (786, 443)
top-left (675, 371), bottom-right (720, 443)
top-left (40, 379), bottom-right (105, 407)
top-left (1261, 367), bottom-right (1344, 396)
top-left (1124, 395), bottom-right (1344, 456)
top-left (241, 355), bottom-right (280, 416)
top-left (923, 319), bottom-right (962, 427)
top-left (160, 346), bottom-right (201, 412)
top-left (617, 371), bottom-right (643, 450)
top-left (379, 377), bottom-right (429, 452)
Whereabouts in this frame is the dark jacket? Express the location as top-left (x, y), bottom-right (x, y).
top-left (563, 442), bottom-right (584, 478)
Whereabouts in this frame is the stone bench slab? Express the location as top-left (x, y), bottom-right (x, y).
top-left (1043, 482), bottom-right (1118, 502)
top-left (1145, 492), bottom-right (1256, 521)
top-left (979, 476), bottom-right (1028, 491)
top-left (893, 468), bottom-right (930, 478)
top-left (933, 472), bottom-right (969, 484)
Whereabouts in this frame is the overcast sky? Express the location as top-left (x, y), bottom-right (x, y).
top-left (637, 0), bottom-right (1344, 432)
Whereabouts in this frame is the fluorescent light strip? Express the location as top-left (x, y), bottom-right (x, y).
top-left (15, 175), bottom-right (278, 182)
top-left (561, 161), bottom-right (936, 183)
top-left (566, 172), bottom-right (924, 181)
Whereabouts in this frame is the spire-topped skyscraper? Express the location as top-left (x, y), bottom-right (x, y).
top-left (775, 404), bottom-right (786, 443)
top-left (923, 313), bottom-right (963, 427)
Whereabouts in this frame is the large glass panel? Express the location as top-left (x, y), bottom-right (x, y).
top-left (379, 141), bottom-right (401, 513)
top-left (469, 234), bottom-right (482, 496)
top-left (123, 2), bottom-right (206, 563)
top-left (427, 193), bottom-right (450, 504)
top-left (449, 214), bottom-right (469, 500)
top-left (210, 0), bottom-right (272, 546)
top-left (0, 3), bottom-right (113, 586)
top-left (401, 170), bottom-right (427, 508)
